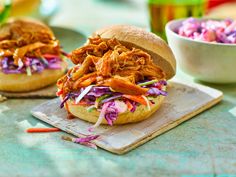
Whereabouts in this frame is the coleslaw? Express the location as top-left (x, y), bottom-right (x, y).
top-left (58, 79), bottom-right (167, 127)
top-left (177, 18), bottom-right (236, 44)
top-left (0, 54), bottom-right (64, 75)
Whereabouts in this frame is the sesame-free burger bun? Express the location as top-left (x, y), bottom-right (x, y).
top-left (66, 25), bottom-right (175, 124)
top-left (0, 61), bottom-right (67, 92)
top-left (94, 25), bottom-right (176, 80)
top-left (0, 17), bottom-right (55, 41)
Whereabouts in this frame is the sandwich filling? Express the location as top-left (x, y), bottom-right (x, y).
top-left (0, 19), bottom-right (66, 75)
top-left (57, 36), bottom-right (167, 127)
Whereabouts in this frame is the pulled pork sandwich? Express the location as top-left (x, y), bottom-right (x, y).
top-left (0, 18), bottom-right (67, 92)
top-left (57, 25), bottom-right (176, 127)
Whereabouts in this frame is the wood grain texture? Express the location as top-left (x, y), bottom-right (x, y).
top-left (0, 84), bottom-right (57, 98)
top-left (31, 81), bottom-right (223, 154)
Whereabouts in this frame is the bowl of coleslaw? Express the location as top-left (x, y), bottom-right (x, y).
top-left (165, 17), bottom-right (236, 84)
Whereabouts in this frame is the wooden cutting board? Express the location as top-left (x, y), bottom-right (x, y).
top-left (31, 81), bottom-right (223, 154)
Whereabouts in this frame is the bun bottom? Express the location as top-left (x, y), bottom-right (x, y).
top-left (67, 92), bottom-right (165, 125)
top-left (0, 61), bottom-right (67, 92)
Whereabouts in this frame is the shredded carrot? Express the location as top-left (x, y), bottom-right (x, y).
top-left (67, 53), bottom-right (72, 58)
top-left (72, 100), bottom-right (89, 106)
top-left (43, 54), bottom-right (59, 59)
top-left (56, 89), bottom-right (63, 96)
top-left (123, 95), bottom-right (147, 105)
top-left (125, 100), bottom-right (133, 111)
top-left (26, 128), bottom-right (61, 133)
top-left (156, 84), bottom-right (162, 90)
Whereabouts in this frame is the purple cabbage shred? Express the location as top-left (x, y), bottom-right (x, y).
top-left (0, 56), bottom-right (62, 74)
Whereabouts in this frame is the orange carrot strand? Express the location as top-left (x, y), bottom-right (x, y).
top-left (26, 128), bottom-right (61, 133)
top-left (123, 95), bottom-right (147, 105)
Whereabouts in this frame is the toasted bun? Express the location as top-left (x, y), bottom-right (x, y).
top-left (0, 17), bottom-right (55, 40)
top-left (0, 61), bottom-right (67, 92)
top-left (94, 25), bottom-right (176, 80)
top-left (66, 87), bottom-right (166, 125)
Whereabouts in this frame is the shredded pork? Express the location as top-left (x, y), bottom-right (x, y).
top-left (0, 19), bottom-right (61, 65)
top-left (57, 36), bottom-right (165, 95)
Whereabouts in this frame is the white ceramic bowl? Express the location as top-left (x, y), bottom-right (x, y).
top-left (165, 18), bottom-right (236, 84)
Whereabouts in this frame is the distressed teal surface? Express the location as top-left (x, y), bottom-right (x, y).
top-left (1, 0), bottom-right (236, 176)
top-left (1, 73), bottom-right (236, 176)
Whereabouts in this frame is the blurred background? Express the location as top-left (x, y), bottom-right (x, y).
top-left (1, 0), bottom-right (236, 37)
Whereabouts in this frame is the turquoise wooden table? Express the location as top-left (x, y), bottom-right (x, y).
top-left (1, 0), bottom-right (236, 176)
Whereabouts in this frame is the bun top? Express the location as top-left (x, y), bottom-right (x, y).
top-left (0, 18), bottom-right (55, 41)
top-left (94, 25), bottom-right (176, 80)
